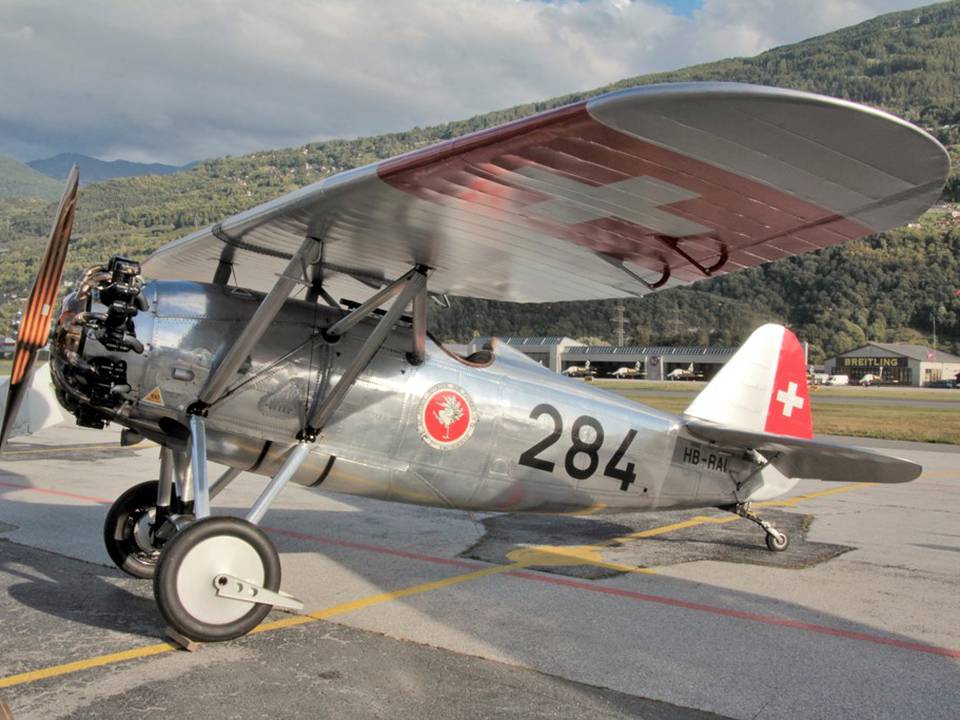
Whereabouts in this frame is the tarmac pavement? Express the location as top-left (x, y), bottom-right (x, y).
top-left (0, 423), bottom-right (957, 719)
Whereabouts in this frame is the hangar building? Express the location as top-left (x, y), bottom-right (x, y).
top-left (468, 336), bottom-right (736, 379)
top-left (824, 343), bottom-right (960, 387)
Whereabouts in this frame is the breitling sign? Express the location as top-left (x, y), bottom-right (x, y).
top-left (837, 357), bottom-right (907, 368)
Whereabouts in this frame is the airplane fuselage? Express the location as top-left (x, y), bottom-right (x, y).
top-left (51, 280), bottom-right (780, 513)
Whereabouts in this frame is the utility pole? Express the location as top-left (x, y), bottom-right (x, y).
top-left (932, 311), bottom-right (937, 354)
top-left (611, 304), bottom-right (629, 346)
top-left (932, 311), bottom-right (943, 380)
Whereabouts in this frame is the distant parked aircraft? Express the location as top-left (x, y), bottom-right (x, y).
top-left (666, 363), bottom-right (700, 381)
top-left (562, 360), bottom-right (595, 377)
top-left (611, 361), bottom-right (643, 378)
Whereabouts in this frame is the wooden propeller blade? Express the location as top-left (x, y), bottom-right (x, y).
top-left (0, 165), bottom-right (79, 451)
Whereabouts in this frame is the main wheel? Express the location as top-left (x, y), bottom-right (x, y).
top-left (153, 516), bottom-right (281, 642)
top-left (104, 480), bottom-right (177, 578)
top-left (765, 531), bottom-right (790, 552)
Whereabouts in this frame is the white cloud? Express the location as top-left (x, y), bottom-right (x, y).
top-left (0, 0), bottom-right (935, 164)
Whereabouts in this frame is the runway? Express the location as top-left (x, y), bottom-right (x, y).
top-left (1, 424), bottom-right (958, 719)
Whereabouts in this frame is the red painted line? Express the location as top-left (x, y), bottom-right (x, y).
top-left (0, 480), bottom-right (111, 504)
top-left (262, 525), bottom-right (481, 570)
top-left (2, 479), bottom-right (957, 659)
top-left (0, 479), bottom-right (477, 567)
top-left (504, 570), bottom-right (960, 659)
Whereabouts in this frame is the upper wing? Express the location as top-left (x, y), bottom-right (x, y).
top-left (142, 82), bottom-right (949, 303)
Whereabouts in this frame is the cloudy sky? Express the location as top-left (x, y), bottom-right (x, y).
top-left (0, 0), bottom-right (936, 165)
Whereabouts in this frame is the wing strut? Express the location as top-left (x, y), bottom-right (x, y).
top-left (185, 235), bottom-right (321, 518)
top-left (304, 266), bottom-right (428, 440)
top-left (245, 265), bottom-right (428, 525)
top-left (322, 265), bottom-right (426, 339)
top-left (411, 281), bottom-right (427, 365)
top-left (190, 236), bottom-right (323, 415)
top-left (185, 258), bottom-right (430, 525)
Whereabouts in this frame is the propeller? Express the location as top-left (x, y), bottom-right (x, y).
top-left (0, 165), bottom-right (79, 451)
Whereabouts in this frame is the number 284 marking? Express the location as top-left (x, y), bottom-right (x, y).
top-left (518, 403), bottom-right (637, 491)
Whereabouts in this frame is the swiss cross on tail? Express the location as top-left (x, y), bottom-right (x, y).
top-left (682, 323), bottom-right (814, 439)
top-left (764, 330), bottom-right (813, 439)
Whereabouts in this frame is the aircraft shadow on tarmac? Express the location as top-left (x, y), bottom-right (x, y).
top-left (1, 481), bottom-right (958, 717)
top-left (0, 469), bottom-right (160, 636)
top-left (460, 510), bottom-right (852, 580)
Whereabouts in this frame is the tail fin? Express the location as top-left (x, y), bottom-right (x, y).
top-left (684, 324), bottom-right (812, 439)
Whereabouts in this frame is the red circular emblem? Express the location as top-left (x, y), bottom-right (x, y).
top-left (419, 384), bottom-right (476, 450)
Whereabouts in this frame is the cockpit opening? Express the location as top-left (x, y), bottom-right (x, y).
top-left (432, 333), bottom-right (496, 367)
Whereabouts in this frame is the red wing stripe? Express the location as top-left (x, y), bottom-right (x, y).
top-left (377, 105), bottom-right (874, 283)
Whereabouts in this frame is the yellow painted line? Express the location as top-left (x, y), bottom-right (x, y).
top-left (0, 481), bottom-right (877, 690)
top-left (613, 515), bottom-right (738, 544)
top-left (759, 482), bottom-right (876, 508)
top-left (920, 470), bottom-right (960, 479)
top-left (0, 643), bottom-right (174, 689)
top-left (576, 482), bottom-right (872, 555)
top-left (505, 545), bottom-right (655, 574)
top-left (0, 564), bottom-right (522, 689)
top-left (534, 503), bottom-right (609, 517)
top-left (0, 441), bottom-right (155, 457)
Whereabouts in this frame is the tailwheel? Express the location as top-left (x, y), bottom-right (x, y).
top-left (722, 501), bottom-right (790, 554)
top-left (153, 516), bottom-right (281, 642)
top-left (765, 530), bottom-right (790, 552)
top-left (104, 480), bottom-right (181, 579)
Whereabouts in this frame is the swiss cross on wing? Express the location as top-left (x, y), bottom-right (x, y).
top-left (494, 164), bottom-right (728, 282)
top-left (512, 166), bottom-right (710, 238)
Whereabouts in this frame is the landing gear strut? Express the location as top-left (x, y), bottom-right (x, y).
top-left (723, 502), bottom-right (790, 552)
top-left (134, 260), bottom-right (430, 642)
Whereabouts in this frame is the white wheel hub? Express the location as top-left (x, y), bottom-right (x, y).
top-left (175, 535), bottom-right (265, 625)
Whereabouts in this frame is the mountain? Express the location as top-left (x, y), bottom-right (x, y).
top-left (0, 155), bottom-right (64, 200)
top-left (27, 153), bottom-right (191, 185)
top-left (1, 0), bottom-right (960, 360)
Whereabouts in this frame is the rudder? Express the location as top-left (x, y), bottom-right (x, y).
top-left (684, 324), bottom-right (812, 439)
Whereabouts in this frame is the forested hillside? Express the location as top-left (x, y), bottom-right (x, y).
top-left (0, 156), bottom-right (63, 200)
top-left (2, 0), bottom-right (960, 360)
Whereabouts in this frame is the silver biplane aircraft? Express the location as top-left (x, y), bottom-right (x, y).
top-left (0, 83), bottom-right (948, 643)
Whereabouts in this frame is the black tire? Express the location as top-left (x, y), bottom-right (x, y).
top-left (103, 480), bottom-right (170, 579)
top-left (765, 532), bottom-right (789, 552)
top-left (153, 516), bottom-right (281, 642)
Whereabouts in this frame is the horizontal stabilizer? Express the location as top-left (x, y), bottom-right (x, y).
top-left (684, 418), bottom-right (922, 484)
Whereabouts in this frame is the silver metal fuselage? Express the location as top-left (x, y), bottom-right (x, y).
top-left (56, 281), bottom-right (754, 513)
